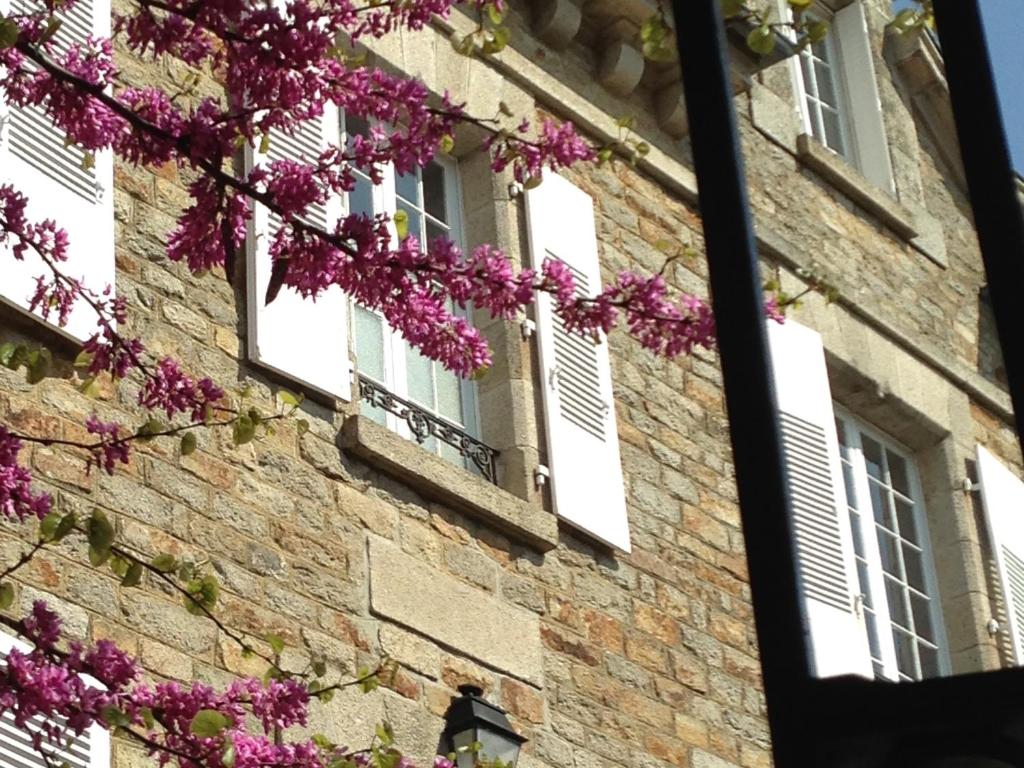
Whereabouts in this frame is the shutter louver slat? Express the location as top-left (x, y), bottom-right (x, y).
top-left (767, 319), bottom-right (873, 678)
top-left (975, 445), bottom-right (1024, 665)
top-left (245, 107), bottom-right (352, 402)
top-left (526, 171), bottom-right (630, 552)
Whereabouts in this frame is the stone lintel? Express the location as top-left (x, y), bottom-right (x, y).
top-left (340, 415), bottom-right (559, 552)
top-left (368, 537), bottom-right (543, 685)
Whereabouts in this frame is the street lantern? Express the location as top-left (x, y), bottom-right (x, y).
top-left (441, 685), bottom-right (527, 768)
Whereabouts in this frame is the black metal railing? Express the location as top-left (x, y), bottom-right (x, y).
top-left (356, 374), bottom-right (499, 484)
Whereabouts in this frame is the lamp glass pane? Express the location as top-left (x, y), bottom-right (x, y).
top-left (478, 730), bottom-right (520, 768)
top-left (452, 728), bottom-right (478, 768)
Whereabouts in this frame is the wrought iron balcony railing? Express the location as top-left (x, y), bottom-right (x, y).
top-left (356, 374), bottom-right (499, 484)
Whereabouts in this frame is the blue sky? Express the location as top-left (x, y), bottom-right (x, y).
top-left (978, 0), bottom-right (1024, 172)
top-left (894, 0), bottom-right (1023, 171)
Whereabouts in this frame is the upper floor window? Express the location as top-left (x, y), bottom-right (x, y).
top-left (797, 30), bottom-right (850, 158)
top-left (345, 114), bottom-right (479, 467)
top-left (788, 1), bottom-right (896, 192)
top-left (836, 413), bottom-right (946, 681)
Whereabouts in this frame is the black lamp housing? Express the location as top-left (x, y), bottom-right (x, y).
top-left (442, 685), bottom-right (527, 768)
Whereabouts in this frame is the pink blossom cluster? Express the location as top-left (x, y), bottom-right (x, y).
top-left (85, 415), bottom-right (131, 474)
top-left (0, 428), bottom-right (52, 522)
top-left (138, 358), bottom-right (225, 421)
top-left (0, 601), bottom-right (377, 768)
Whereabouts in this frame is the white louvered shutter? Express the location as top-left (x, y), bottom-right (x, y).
top-left (975, 445), bottom-right (1024, 665)
top-left (525, 172), bottom-right (630, 552)
top-left (767, 319), bottom-right (872, 678)
top-left (833, 1), bottom-right (895, 192)
top-left (0, 0), bottom-right (115, 341)
top-left (245, 106), bottom-right (352, 401)
top-left (0, 631), bottom-right (110, 768)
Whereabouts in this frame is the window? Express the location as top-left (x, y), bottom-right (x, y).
top-left (344, 115), bottom-right (481, 468)
top-left (796, 29), bottom-right (850, 157)
top-left (836, 413), bottom-right (946, 681)
top-left (0, 0), bottom-right (115, 341)
top-left (788, 1), bottom-right (896, 192)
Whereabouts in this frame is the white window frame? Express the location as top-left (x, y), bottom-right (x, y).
top-left (794, 10), bottom-right (853, 160)
top-left (835, 409), bottom-right (949, 681)
top-left (787, 0), bottom-right (897, 192)
top-left (343, 114), bottom-right (482, 459)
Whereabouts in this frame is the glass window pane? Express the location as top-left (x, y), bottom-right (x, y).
top-left (903, 545), bottom-right (926, 593)
top-left (895, 497), bottom-right (918, 544)
top-left (865, 609), bottom-right (882, 660)
top-left (346, 115), bottom-right (370, 141)
top-left (868, 479), bottom-right (893, 529)
top-left (885, 576), bottom-right (911, 630)
top-left (892, 628), bottom-right (918, 678)
top-left (436, 370), bottom-right (463, 424)
top-left (422, 162), bottom-right (447, 222)
top-left (850, 511), bottom-right (866, 557)
top-left (862, 436), bottom-right (884, 481)
top-left (919, 643), bottom-right (940, 678)
top-left (350, 173), bottom-right (375, 218)
top-left (426, 219), bottom-right (447, 250)
top-left (856, 558), bottom-right (871, 605)
top-left (814, 61), bottom-right (838, 107)
top-left (822, 107), bottom-right (845, 154)
top-left (798, 51), bottom-right (815, 91)
top-left (396, 170), bottom-right (419, 205)
top-left (910, 591), bottom-right (935, 643)
top-left (355, 307), bottom-right (385, 380)
top-left (888, 452), bottom-right (911, 496)
top-left (811, 39), bottom-right (828, 60)
top-left (405, 345), bottom-right (435, 410)
top-left (877, 530), bottom-right (901, 576)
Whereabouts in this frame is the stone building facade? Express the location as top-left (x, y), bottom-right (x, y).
top-left (1, 1), bottom-right (1022, 767)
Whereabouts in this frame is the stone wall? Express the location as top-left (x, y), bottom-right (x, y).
top-left (0, 2), bottom-right (1020, 768)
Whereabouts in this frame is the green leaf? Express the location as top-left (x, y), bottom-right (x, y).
top-left (189, 709), bottom-right (231, 738)
top-left (88, 545), bottom-right (111, 567)
top-left (0, 18), bottom-right (19, 49)
top-left (88, 509), bottom-right (114, 549)
top-left (78, 377), bottom-right (99, 397)
top-left (296, 418), bottom-right (310, 436)
top-left (788, 0), bottom-right (813, 8)
top-left (746, 24), bottom-right (775, 55)
top-left (486, 2), bottom-right (504, 25)
top-left (180, 431), bottom-right (197, 457)
top-left (312, 734), bottom-right (335, 750)
top-left (720, 0), bottom-right (747, 18)
top-left (137, 416), bottom-right (165, 441)
top-left (140, 707), bottom-right (156, 730)
top-left (0, 583), bottom-right (14, 610)
top-left (108, 555), bottom-right (129, 578)
top-left (375, 723), bottom-right (395, 747)
top-left (312, 659), bottom-right (327, 678)
top-left (615, 115), bottom-right (637, 129)
top-left (40, 512), bottom-right (63, 541)
top-left (806, 20), bottom-right (829, 43)
top-left (122, 561), bottom-right (143, 587)
top-left (73, 349), bottom-right (94, 369)
top-left (392, 210), bottom-right (409, 240)
top-left (232, 415), bottom-right (255, 446)
top-left (267, 634), bottom-right (285, 655)
top-left (38, 17), bottom-right (62, 45)
top-left (26, 348), bottom-right (52, 384)
top-left (150, 553), bottom-right (178, 573)
top-left (54, 513), bottom-right (76, 541)
top-left (523, 174), bottom-right (543, 190)
top-left (259, 133), bottom-right (271, 154)
top-left (222, 740), bottom-right (237, 768)
top-left (439, 134), bottom-right (455, 154)
top-left (101, 705), bottom-right (131, 728)
top-left (278, 389), bottom-right (303, 407)
top-left (0, 342), bottom-right (16, 368)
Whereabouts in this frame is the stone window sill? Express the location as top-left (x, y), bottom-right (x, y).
top-left (796, 133), bottom-right (918, 241)
top-left (340, 415), bottom-right (558, 552)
